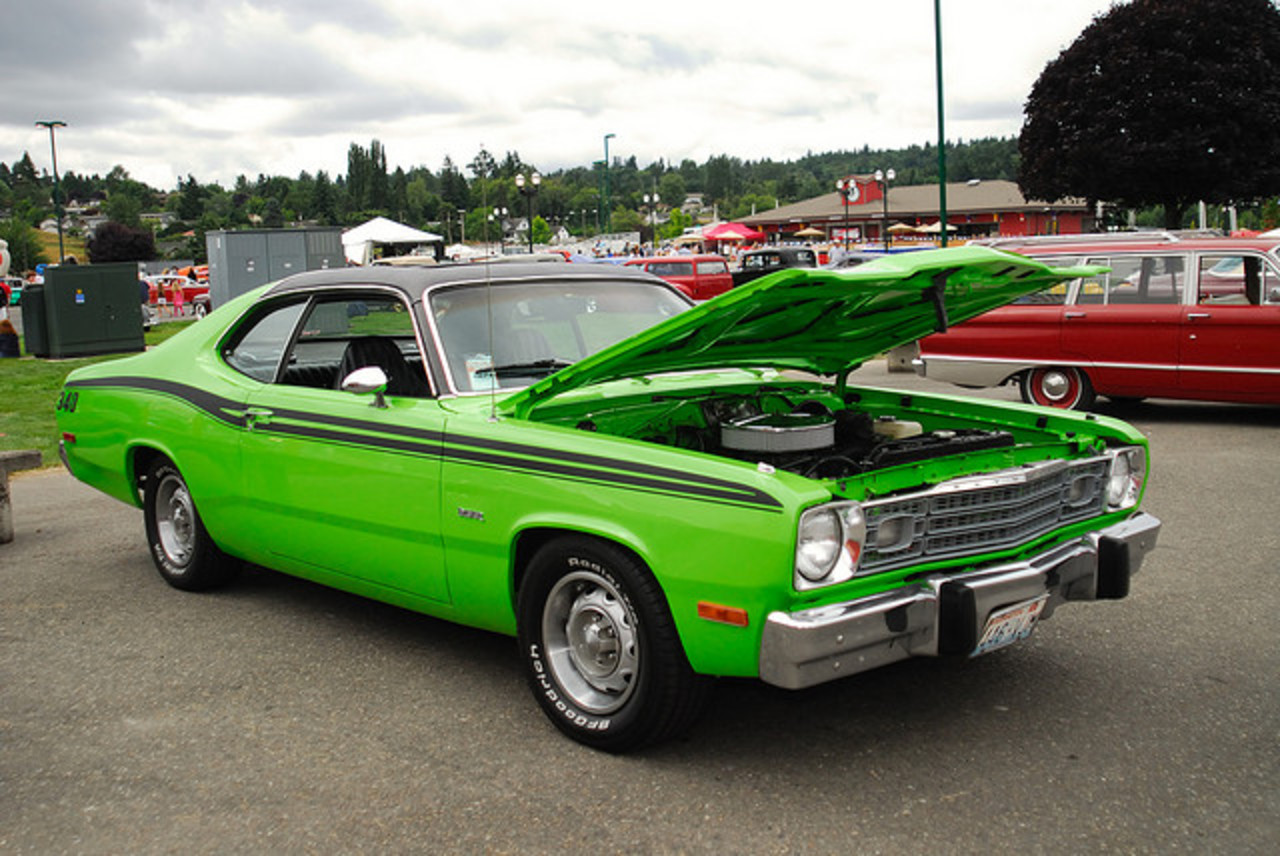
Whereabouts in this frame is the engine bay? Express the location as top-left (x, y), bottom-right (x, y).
top-left (570, 389), bottom-right (1018, 481)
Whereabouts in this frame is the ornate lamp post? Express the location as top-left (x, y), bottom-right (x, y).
top-left (514, 172), bottom-right (541, 253)
top-left (835, 177), bottom-right (859, 251)
top-left (873, 168), bottom-right (895, 252)
top-left (35, 120), bottom-right (67, 263)
top-left (643, 192), bottom-right (660, 252)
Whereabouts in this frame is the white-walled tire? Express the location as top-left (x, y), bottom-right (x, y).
top-left (1020, 366), bottom-right (1096, 410)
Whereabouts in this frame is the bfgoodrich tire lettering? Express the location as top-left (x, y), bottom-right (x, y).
top-left (516, 536), bottom-right (710, 752)
top-left (142, 458), bottom-right (239, 591)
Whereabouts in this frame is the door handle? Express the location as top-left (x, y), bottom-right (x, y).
top-left (1064, 311), bottom-right (1087, 319)
top-left (245, 407), bottom-right (274, 428)
top-left (1187, 312), bottom-right (1211, 320)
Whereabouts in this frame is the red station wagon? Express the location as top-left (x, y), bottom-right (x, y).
top-left (624, 255), bottom-right (733, 301)
top-left (915, 233), bottom-right (1280, 408)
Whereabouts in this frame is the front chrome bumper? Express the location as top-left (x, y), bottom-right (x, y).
top-left (759, 512), bottom-right (1161, 690)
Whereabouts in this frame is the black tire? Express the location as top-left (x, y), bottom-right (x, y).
top-left (1019, 366), bottom-right (1096, 410)
top-left (143, 458), bottom-right (239, 591)
top-left (516, 536), bottom-right (710, 752)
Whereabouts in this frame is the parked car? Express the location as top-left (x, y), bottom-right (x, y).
top-left (623, 254), bottom-right (732, 300)
top-left (57, 248), bottom-right (1160, 751)
top-left (1, 275), bottom-right (24, 307)
top-left (915, 234), bottom-right (1280, 408)
top-left (732, 246), bottom-right (819, 287)
top-left (144, 274), bottom-right (209, 313)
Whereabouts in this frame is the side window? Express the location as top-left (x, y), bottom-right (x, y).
top-left (1021, 255), bottom-right (1077, 305)
top-left (697, 260), bottom-right (728, 275)
top-left (1077, 255), bottom-right (1183, 305)
top-left (285, 294), bottom-right (426, 396)
top-left (1198, 255), bottom-right (1277, 305)
top-left (224, 300), bottom-right (308, 381)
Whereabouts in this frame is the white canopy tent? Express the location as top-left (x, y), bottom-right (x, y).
top-left (342, 216), bottom-right (443, 265)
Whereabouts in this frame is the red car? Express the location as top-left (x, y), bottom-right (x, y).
top-left (915, 234), bottom-right (1280, 408)
top-left (624, 255), bottom-right (733, 301)
top-left (144, 274), bottom-right (208, 309)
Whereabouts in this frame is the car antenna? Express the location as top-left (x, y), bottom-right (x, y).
top-left (482, 172), bottom-right (498, 422)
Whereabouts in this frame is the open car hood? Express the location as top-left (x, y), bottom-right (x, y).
top-left (502, 246), bottom-right (1096, 418)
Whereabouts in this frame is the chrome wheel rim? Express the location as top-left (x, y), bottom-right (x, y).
top-left (155, 473), bottom-right (196, 567)
top-left (1033, 368), bottom-right (1079, 406)
top-left (542, 570), bottom-right (639, 714)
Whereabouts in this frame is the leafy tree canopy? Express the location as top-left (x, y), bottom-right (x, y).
top-left (1018, 0), bottom-right (1280, 228)
top-left (87, 221), bottom-right (156, 263)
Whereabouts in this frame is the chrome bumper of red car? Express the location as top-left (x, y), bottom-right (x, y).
top-left (759, 512), bottom-right (1161, 690)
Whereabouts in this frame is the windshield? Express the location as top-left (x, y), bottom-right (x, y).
top-left (429, 279), bottom-right (690, 392)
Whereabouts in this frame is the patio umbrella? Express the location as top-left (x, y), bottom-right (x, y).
top-left (703, 222), bottom-right (766, 242)
top-left (917, 220), bottom-right (957, 234)
top-left (887, 222), bottom-right (918, 234)
top-left (793, 226), bottom-right (826, 238)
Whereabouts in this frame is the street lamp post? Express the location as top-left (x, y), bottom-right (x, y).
top-left (603, 133), bottom-right (616, 234)
top-left (489, 207), bottom-right (508, 255)
top-left (514, 172), bottom-right (541, 253)
top-left (35, 120), bottom-right (67, 263)
top-left (835, 177), bottom-right (859, 251)
top-left (643, 192), bottom-right (660, 252)
top-left (874, 168), bottom-right (895, 252)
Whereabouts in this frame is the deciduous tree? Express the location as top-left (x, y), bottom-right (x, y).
top-left (1018, 0), bottom-right (1280, 228)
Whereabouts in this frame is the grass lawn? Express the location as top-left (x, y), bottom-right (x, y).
top-left (35, 230), bottom-right (88, 265)
top-left (1, 321), bottom-right (194, 469)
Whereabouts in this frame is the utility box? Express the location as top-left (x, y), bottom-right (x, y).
top-left (206, 228), bottom-right (344, 310)
top-left (24, 263), bottom-right (145, 358)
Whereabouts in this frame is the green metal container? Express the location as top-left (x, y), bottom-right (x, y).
top-left (30, 263), bottom-right (145, 358)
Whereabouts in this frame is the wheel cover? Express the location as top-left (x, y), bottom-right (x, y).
top-left (1031, 367), bottom-right (1080, 407)
top-left (155, 473), bottom-right (196, 567)
top-left (542, 570), bottom-right (639, 714)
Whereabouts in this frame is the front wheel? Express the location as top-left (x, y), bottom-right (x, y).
top-left (143, 458), bottom-right (239, 591)
top-left (516, 536), bottom-right (710, 752)
top-left (1020, 366), bottom-right (1096, 410)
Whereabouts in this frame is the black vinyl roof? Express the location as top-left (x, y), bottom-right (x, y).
top-left (264, 261), bottom-right (662, 302)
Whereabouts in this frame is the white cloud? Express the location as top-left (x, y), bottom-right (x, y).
top-left (1, 0), bottom-right (1116, 189)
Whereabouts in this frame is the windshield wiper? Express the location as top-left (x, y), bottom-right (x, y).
top-left (476, 358), bottom-right (574, 379)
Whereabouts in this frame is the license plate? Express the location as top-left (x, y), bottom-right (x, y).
top-left (971, 595), bottom-right (1049, 657)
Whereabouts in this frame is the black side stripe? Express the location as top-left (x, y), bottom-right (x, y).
top-left (68, 376), bottom-right (783, 510)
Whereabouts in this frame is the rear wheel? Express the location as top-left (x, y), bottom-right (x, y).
top-left (1020, 366), bottom-right (1095, 410)
top-left (516, 536), bottom-right (710, 752)
top-left (143, 459), bottom-right (239, 591)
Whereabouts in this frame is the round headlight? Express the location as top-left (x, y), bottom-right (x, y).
top-left (1107, 452), bottom-right (1132, 507)
top-left (796, 508), bottom-right (842, 582)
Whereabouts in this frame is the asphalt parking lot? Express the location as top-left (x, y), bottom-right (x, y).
top-left (3, 362), bottom-right (1277, 854)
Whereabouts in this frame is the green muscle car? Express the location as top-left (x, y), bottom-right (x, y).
top-left (56, 246), bottom-right (1161, 751)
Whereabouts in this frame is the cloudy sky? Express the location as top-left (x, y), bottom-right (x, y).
top-left (2, 0), bottom-right (1118, 191)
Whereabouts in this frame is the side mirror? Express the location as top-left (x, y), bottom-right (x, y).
top-left (341, 365), bottom-right (389, 408)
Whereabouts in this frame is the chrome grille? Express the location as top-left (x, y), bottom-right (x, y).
top-left (860, 458), bottom-right (1110, 574)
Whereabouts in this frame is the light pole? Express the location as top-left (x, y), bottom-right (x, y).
top-left (603, 133), bottom-right (616, 234)
top-left (489, 207), bottom-right (508, 255)
top-left (643, 192), bottom-right (660, 252)
top-left (874, 168), bottom-right (895, 252)
top-left (835, 177), bottom-right (859, 251)
top-left (934, 0), bottom-right (948, 247)
top-left (514, 171), bottom-right (541, 253)
top-left (35, 120), bottom-right (67, 263)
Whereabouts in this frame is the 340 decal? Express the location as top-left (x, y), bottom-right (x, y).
top-left (55, 390), bottom-right (79, 413)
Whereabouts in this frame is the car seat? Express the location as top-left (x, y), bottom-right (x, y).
top-left (335, 336), bottom-right (429, 397)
